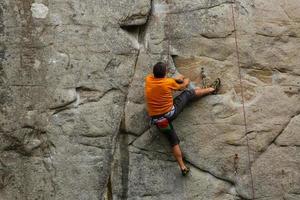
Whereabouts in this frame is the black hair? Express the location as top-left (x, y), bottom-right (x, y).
top-left (153, 62), bottom-right (167, 78)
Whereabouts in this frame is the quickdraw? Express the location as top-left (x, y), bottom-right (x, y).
top-left (233, 154), bottom-right (239, 175)
top-left (200, 67), bottom-right (208, 88)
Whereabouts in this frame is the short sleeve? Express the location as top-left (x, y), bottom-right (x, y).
top-left (167, 78), bottom-right (182, 90)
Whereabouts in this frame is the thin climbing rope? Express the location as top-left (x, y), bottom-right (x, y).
top-left (165, 0), bottom-right (172, 73)
top-left (164, 2), bottom-right (255, 198)
top-left (231, 0), bottom-right (255, 199)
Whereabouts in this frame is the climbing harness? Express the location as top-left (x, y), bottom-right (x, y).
top-left (151, 105), bottom-right (175, 131)
top-left (231, 0), bottom-right (255, 199)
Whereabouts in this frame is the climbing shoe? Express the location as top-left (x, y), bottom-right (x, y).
top-left (181, 167), bottom-right (190, 176)
top-left (210, 78), bottom-right (221, 94)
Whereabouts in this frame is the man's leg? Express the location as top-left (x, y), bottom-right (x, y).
top-left (157, 122), bottom-right (189, 172)
top-left (168, 87), bottom-right (215, 121)
top-left (168, 90), bottom-right (195, 121)
top-left (172, 144), bottom-right (187, 171)
top-left (169, 78), bottom-right (221, 121)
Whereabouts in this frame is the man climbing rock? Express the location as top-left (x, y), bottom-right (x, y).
top-left (144, 62), bottom-right (220, 176)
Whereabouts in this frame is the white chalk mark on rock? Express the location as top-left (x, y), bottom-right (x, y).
top-left (153, 3), bottom-right (169, 15)
top-left (31, 3), bottom-right (49, 19)
top-left (33, 59), bottom-right (41, 70)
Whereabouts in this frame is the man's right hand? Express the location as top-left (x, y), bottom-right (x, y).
top-left (179, 78), bottom-right (190, 90)
top-left (175, 79), bottom-right (184, 84)
top-left (174, 74), bottom-right (185, 83)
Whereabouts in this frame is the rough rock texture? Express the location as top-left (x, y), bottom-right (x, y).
top-left (0, 0), bottom-right (299, 200)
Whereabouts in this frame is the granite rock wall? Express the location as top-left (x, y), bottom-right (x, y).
top-left (0, 0), bottom-right (299, 200)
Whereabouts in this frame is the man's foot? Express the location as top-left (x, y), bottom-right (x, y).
top-left (181, 167), bottom-right (190, 176)
top-left (194, 87), bottom-right (214, 97)
top-left (209, 78), bottom-right (221, 94)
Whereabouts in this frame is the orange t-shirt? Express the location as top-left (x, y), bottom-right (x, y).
top-left (145, 74), bottom-right (182, 116)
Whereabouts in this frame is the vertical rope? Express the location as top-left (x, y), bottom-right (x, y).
top-left (164, 1), bottom-right (255, 198)
top-left (165, 0), bottom-right (172, 74)
top-left (231, 1), bottom-right (255, 199)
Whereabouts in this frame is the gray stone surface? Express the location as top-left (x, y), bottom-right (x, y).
top-left (0, 0), bottom-right (300, 199)
top-left (275, 114), bottom-right (300, 147)
top-left (1, 0), bottom-right (143, 199)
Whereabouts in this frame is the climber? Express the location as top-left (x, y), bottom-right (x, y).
top-left (144, 62), bottom-right (221, 176)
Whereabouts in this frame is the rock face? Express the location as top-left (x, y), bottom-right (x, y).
top-left (0, 0), bottom-right (299, 200)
